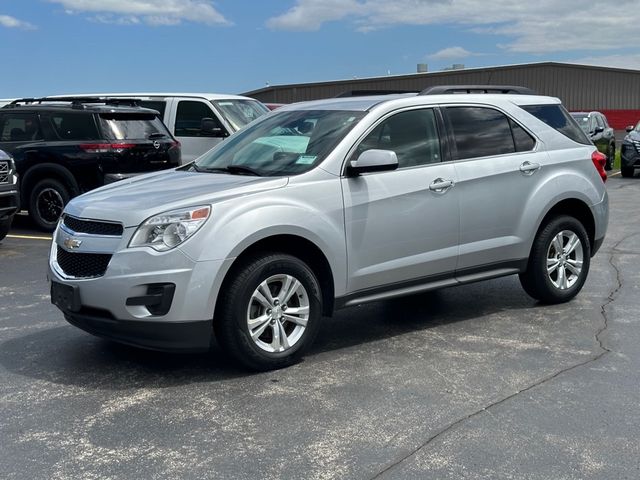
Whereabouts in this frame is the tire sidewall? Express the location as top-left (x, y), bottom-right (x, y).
top-left (228, 255), bottom-right (322, 364)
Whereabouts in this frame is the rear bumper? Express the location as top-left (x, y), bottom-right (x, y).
top-left (0, 188), bottom-right (19, 220)
top-left (63, 309), bottom-right (212, 352)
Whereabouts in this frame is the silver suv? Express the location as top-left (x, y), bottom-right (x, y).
top-left (48, 85), bottom-right (609, 370)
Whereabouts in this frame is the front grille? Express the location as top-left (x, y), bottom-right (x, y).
top-left (63, 215), bottom-right (123, 236)
top-left (0, 161), bottom-right (9, 184)
top-left (56, 246), bottom-right (112, 278)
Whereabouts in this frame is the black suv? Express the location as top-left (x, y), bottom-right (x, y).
top-left (0, 149), bottom-right (19, 241)
top-left (570, 111), bottom-right (616, 170)
top-left (621, 121), bottom-right (640, 177)
top-left (0, 98), bottom-right (181, 231)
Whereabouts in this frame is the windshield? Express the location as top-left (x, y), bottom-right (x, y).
top-left (571, 113), bottom-right (590, 134)
top-left (193, 109), bottom-right (365, 176)
top-left (211, 99), bottom-right (269, 131)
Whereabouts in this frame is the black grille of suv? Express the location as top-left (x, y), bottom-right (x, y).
top-left (0, 161), bottom-right (9, 184)
top-left (57, 246), bottom-right (112, 278)
top-left (63, 215), bottom-right (124, 236)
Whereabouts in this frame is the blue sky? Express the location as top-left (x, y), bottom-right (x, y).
top-left (1, 0), bottom-right (638, 98)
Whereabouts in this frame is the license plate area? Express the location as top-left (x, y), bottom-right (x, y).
top-left (51, 281), bottom-right (81, 312)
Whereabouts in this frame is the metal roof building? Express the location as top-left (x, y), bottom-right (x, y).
top-left (244, 62), bottom-right (640, 129)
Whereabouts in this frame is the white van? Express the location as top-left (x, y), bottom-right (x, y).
top-left (52, 93), bottom-right (269, 163)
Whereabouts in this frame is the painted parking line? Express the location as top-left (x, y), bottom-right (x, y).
top-left (6, 234), bottom-right (52, 241)
top-left (609, 171), bottom-right (621, 177)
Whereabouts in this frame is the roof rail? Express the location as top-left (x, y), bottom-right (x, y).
top-left (335, 89), bottom-right (418, 98)
top-left (7, 97), bottom-right (141, 109)
top-left (419, 85), bottom-right (536, 95)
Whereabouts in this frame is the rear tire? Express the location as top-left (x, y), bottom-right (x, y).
top-left (29, 178), bottom-right (70, 232)
top-left (214, 253), bottom-right (322, 371)
top-left (621, 166), bottom-right (634, 178)
top-left (519, 215), bottom-right (590, 304)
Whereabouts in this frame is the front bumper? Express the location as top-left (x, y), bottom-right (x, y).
top-left (48, 228), bottom-right (232, 352)
top-left (620, 143), bottom-right (640, 168)
top-left (0, 188), bottom-right (19, 220)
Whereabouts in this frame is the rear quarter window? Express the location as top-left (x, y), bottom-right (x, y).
top-left (521, 104), bottom-right (591, 145)
top-left (50, 112), bottom-right (99, 140)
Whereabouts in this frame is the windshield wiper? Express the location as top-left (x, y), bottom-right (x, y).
top-left (199, 165), bottom-right (262, 176)
top-left (148, 132), bottom-right (169, 139)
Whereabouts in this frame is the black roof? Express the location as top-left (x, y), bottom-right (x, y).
top-left (2, 97), bottom-right (159, 115)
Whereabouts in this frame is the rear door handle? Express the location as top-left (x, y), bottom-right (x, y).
top-left (519, 161), bottom-right (541, 175)
top-left (429, 178), bottom-right (454, 193)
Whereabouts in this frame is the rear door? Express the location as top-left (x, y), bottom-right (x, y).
top-left (172, 99), bottom-right (229, 163)
top-left (96, 112), bottom-right (180, 176)
top-left (342, 107), bottom-right (460, 293)
top-left (442, 105), bottom-right (543, 273)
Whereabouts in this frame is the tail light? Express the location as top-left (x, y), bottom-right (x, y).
top-left (591, 150), bottom-right (607, 183)
top-left (80, 143), bottom-right (136, 153)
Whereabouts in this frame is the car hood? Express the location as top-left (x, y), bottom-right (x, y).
top-left (64, 169), bottom-right (288, 227)
top-left (625, 131), bottom-right (640, 142)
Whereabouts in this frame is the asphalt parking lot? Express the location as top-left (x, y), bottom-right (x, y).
top-left (1, 174), bottom-right (639, 479)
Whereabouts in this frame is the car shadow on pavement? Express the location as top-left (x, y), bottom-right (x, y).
top-left (0, 277), bottom-right (537, 389)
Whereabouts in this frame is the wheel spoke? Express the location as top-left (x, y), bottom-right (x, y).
top-left (547, 258), bottom-right (560, 274)
top-left (564, 233), bottom-right (580, 255)
top-left (283, 313), bottom-right (307, 327)
top-left (564, 262), bottom-right (581, 276)
top-left (279, 276), bottom-right (301, 304)
top-left (277, 320), bottom-right (290, 350)
top-left (254, 283), bottom-right (274, 309)
top-left (553, 234), bottom-right (564, 255)
top-left (557, 265), bottom-right (568, 289)
top-left (249, 314), bottom-right (271, 339)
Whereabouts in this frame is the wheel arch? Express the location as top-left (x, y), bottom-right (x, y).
top-left (20, 163), bottom-right (80, 207)
top-left (214, 234), bottom-right (337, 319)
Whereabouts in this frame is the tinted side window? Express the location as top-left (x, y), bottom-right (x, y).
top-left (510, 119), bottom-right (536, 152)
top-left (521, 104), bottom-right (590, 145)
top-left (175, 101), bottom-right (223, 137)
top-left (0, 113), bottom-right (43, 142)
top-left (353, 109), bottom-right (441, 168)
top-left (50, 113), bottom-right (99, 140)
top-left (444, 107), bottom-right (515, 160)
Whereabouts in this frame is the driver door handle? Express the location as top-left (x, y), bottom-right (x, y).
top-left (429, 178), bottom-right (454, 193)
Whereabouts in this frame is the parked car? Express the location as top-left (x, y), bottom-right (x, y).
top-left (0, 148), bottom-right (19, 241)
top-left (49, 85), bottom-right (608, 370)
top-left (570, 111), bottom-right (615, 170)
top-left (51, 93), bottom-right (270, 164)
top-left (0, 98), bottom-right (181, 231)
top-left (621, 121), bottom-right (640, 177)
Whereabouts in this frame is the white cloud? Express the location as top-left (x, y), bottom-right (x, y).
top-left (266, 0), bottom-right (362, 31)
top-left (50, 0), bottom-right (230, 26)
top-left (267, 0), bottom-right (640, 54)
top-left (427, 46), bottom-right (473, 61)
top-left (0, 14), bottom-right (36, 30)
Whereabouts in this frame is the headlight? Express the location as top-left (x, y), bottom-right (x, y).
top-left (129, 205), bottom-right (211, 251)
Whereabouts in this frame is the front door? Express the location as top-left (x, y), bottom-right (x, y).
top-left (342, 108), bottom-right (460, 293)
top-left (172, 99), bottom-right (228, 163)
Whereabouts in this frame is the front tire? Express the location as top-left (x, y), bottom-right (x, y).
top-left (519, 216), bottom-right (591, 304)
top-left (214, 253), bottom-right (322, 371)
top-left (29, 178), bottom-right (70, 232)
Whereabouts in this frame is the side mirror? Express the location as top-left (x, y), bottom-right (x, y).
top-left (200, 118), bottom-right (228, 137)
top-left (626, 125), bottom-right (635, 133)
top-left (348, 149), bottom-right (398, 176)
top-left (592, 126), bottom-right (604, 135)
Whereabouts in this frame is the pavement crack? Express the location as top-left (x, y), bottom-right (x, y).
top-left (369, 236), bottom-right (628, 480)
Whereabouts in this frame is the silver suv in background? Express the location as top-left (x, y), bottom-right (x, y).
top-left (48, 85), bottom-right (609, 370)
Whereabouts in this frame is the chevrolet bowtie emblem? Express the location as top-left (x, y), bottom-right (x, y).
top-left (63, 237), bottom-right (82, 250)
